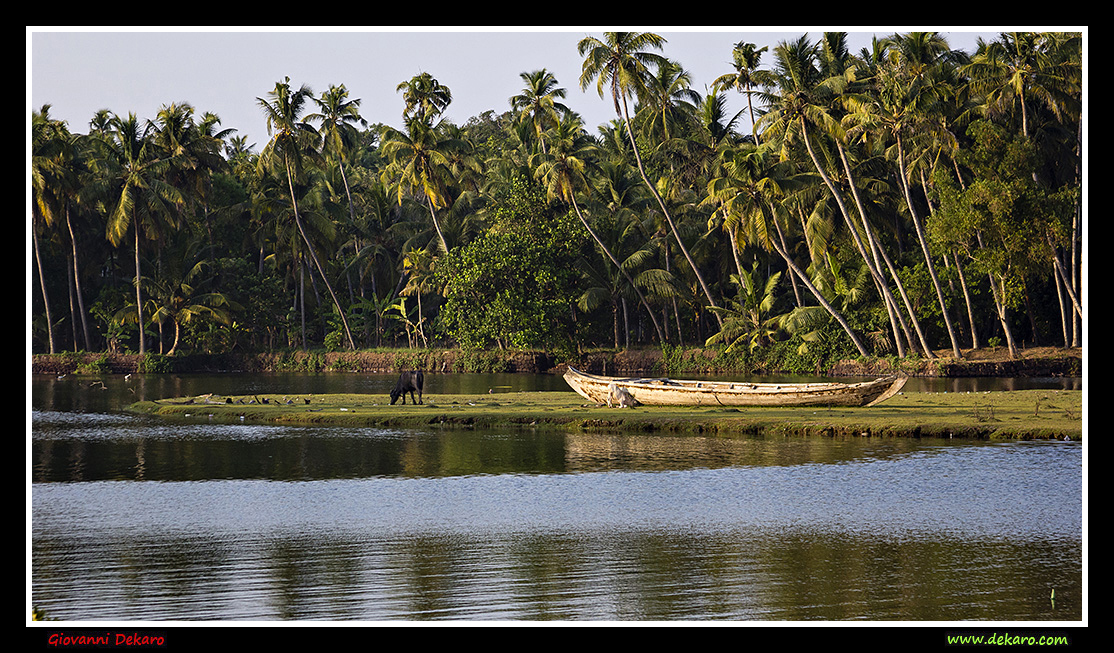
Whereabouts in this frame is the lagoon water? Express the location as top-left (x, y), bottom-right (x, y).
top-left (30, 373), bottom-right (1084, 621)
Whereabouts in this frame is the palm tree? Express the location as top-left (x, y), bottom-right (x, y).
top-left (139, 239), bottom-right (238, 356)
top-left (396, 72), bottom-right (452, 121)
top-left (964, 32), bottom-right (1076, 141)
top-left (31, 107), bottom-right (63, 353)
top-left (308, 84), bottom-right (369, 305)
top-left (307, 84), bottom-right (367, 223)
top-left (713, 41), bottom-right (776, 143)
top-left (60, 129), bottom-right (99, 351)
top-left (256, 77), bottom-right (356, 350)
top-left (844, 32), bottom-right (965, 357)
top-left (759, 34), bottom-right (932, 357)
top-left (33, 106), bottom-right (102, 353)
top-left (705, 262), bottom-right (783, 353)
top-left (531, 114), bottom-right (666, 343)
top-left (380, 113), bottom-right (471, 254)
top-left (706, 142), bottom-right (870, 356)
top-left (151, 103), bottom-right (232, 253)
top-left (576, 210), bottom-right (672, 348)
top-left (1042, 32), bottom-right (1083, 346)
top-left (594, 156), bottom-right (687, 342)
top-left (696, 90), bottom-right (744, 152)
top-left (510, 69), bottom-right (571, 155)
top-left (636, 58), bottom-right (701, 143)
top-left (578, 31), bottom-right (723, 328)
top-left (399, 245), bottom-right (439, 348)
top-left (964, 32), bottom-right (1083, 339)
top-left (346, 178), bottom-right (406, 301)
top-left (225, 134), bottom-right (257, 175)
top-left (96, 112), bottom-right (184, 356)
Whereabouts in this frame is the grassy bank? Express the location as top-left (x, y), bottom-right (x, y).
top-left (127, 387), bottom-right (1083, 441)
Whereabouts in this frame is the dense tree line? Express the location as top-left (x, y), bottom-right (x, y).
top-left (31, 31), bottom-right (1082, 364)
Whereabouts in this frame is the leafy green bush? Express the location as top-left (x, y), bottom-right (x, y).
top-left (138, 353), bottom-right (172, 374)
top-left (435, 177), bottom-right (585, 353)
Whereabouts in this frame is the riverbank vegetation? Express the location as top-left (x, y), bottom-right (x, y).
top-left (31, 344), bottom-right (1082, 378)
top-left (32, 32), bottom-right (1083, 372)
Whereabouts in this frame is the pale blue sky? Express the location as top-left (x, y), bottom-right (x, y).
top-left (29, 27), bottom-right (1014, 150)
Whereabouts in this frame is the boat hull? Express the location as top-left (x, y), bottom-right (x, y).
top-left (563, 367), bottom-right (907, 408)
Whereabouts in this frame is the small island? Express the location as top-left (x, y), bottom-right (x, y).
top-left (128, 386), bottom-right (1082, 441)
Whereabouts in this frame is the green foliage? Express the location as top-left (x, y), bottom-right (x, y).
top-left (705, 264), bottom-right (784, 354)
top-left (212, 258), bottom-right (287, 350)
top-left (662, 312), bottom-right (860, 376)
top-left (138, 353), bottom-right (172, 373)
top-left (324, 309), bottom-right (351, 352)
top-left (435, 177), bottom-right (585, 353)
top-left (30, 33), bottom-right (1081, 359)
top-left (56, 351), bottom-right (114, 374)
top-left (89, 285), bottom-right (134, 353)
top-left (323, 328), bottom-right (346, 353)
top-left (328, 354), bottom-right (358, 371)
top-left (768, 326), bottom-right (858, 374)
top-left (57, 351), bottom-right (85, 371)
top-left (393, 348), bottom-right (432, 371)
top-left (931, 120), bottom-right (1074, 312)
top-left (452, 349), bottom-right (513, 373)
top-left (660, 343), bottom-right (752, 375)
top-left (82, 353), bottom-right (113, 374)
top-left (273, 351), bottom-right (326, 372)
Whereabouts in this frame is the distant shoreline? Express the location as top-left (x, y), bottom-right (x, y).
top-left (32, 346), bottom-right (1083, 379)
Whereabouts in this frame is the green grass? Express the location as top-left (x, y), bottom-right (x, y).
top-left (127, 388), bottom-right (1083, 440)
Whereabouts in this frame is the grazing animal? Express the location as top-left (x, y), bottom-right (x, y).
top-left (390, 370), bottom-right (425, 405)
top-left (607, 382), bottom-right (640, 408)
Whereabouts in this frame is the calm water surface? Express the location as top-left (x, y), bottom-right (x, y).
top-left (29, 373), bottom-right (1084, 622)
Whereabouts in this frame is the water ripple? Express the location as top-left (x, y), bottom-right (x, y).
top-left (33, 441), bottom-right (1080, 544)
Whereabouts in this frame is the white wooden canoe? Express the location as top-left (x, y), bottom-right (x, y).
top-left (563, 367), bottom-right (907, 408)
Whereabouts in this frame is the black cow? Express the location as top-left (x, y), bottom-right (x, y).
top-left (390, 370), bottom-right (424, 405)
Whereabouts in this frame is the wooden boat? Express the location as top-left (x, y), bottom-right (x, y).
top-left (563, 367), bottom-right (907, 408)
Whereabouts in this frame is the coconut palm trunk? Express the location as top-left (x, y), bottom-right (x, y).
top-left (987, 271), bottom-right (1019, 359)
top-left (569, 194), bottom-right (666, 344)
top-left (896, 136), bottom-right (962, 357)
top-left (952, 251), bottom-right (980, 349)
top-left (835, 146), bottom-right (917, 355)
top-left (283, 154), bottom-right (356, 350)
top-left (616, 91), bottom-right (723, 329)
top-left (133, 213), bottom-right (146, 356)
top-left (975, 232), bottom-right (1019, 359)
top-left (425, 195), bottom-right (450, 254)
top-left (805, 128), bottom-right (934, 357)
top-left (1045, 232), bottom-right (1083, 319)
top-left (32, 217), bottom-right (55, 354)
top-left (768, 217), bottom-right (868, 356)
top-left (65, 205), bottom-right (93, 349)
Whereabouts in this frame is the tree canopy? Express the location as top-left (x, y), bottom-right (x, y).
top-left (31, 31), bottom-right (1083, 366)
